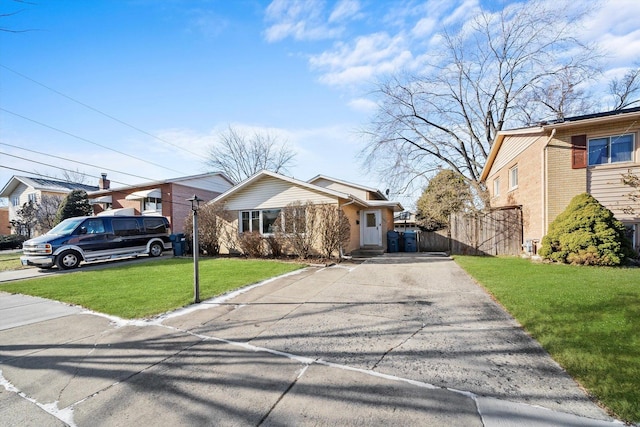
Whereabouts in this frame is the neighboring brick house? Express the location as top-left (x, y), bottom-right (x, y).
top-left (0, 206), bottom-right (9, 235)
top-left (481, 107), bottom-right (640, 255)
top-left (88, 173), bottom-right (234, 233)
top-left (0, 176), bottom-right (99, 236)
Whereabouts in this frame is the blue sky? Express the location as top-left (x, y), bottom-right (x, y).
top-left (1, 0), bottom-right (640, 207)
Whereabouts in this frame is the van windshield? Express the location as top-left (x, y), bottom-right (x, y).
top-left (47, 218), bottom-right (86, 235)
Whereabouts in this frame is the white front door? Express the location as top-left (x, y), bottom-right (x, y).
top-left (362, 210), bottom-right (382, 246)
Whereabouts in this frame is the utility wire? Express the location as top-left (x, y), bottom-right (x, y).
top-left (0, 152), bottom-right (132, 187)
top-left (0, 107), bottom-right (188, 176)
top-left (0, 142), bottom-right (156, 182)
top-left (0, 63), bottom-right (210, 161)
top-left (0, 163), bottom-right (196, 210)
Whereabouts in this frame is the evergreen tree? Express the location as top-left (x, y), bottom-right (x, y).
top-left (539, 193), bottom-right (634, 266)
top-left (55, 190), bottom-right (93, 224)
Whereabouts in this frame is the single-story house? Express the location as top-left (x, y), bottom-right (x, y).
top-left (88, 172), bottom-right (234, 233)
top-left (211, 170), bottom-right (403, 255)
top-left (481, 106), bottom-right (640, 255)
top-left (0, 175), bottom-right (99, 236)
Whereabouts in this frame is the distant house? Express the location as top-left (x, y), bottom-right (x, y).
top-left (88, 172), bottom-right (234, 233)
top-left (481, 107), bottom-right (640, 255)
top-left (212, 170), bottom-right (403, 256)
top-left (0, 176), bottom-right (99, 236)
top-left (394, 211), bottom-right (418, 232)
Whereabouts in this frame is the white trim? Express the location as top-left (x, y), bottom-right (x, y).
top-left (360, 209), bottom-right (382, 246)
top-left (125, 188), bottom-right (161, 200)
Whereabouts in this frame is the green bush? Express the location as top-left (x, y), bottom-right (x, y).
top-left (0, 234), bottom-right (27, 250)
top-left (539, 193), bottom-right (633, 266)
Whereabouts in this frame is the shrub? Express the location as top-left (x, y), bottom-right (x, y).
top-left (238, 231), bottom-right (265, 257)
top-left (539, 193), bottom-right (633, 266)
top-left (265, 235), bottom-right (284, 258)
top-left (0, 234), bottom-right (27, 250)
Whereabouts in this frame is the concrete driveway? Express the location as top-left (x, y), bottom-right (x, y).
top-left (0, 254), bottom-right (621, 426)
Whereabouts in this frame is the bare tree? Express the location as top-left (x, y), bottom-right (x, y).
top-left (610, 67), bottom-right (640, 111)
top-left (184, 201), bottom-right (230, 255)
top-left (362, 1), bottom-right (599, 201)
top-left (206, 126), bottom-right (296, 183)
top-left (35, 194), bottom-right (64, 232)
top-left (276, 201), bottom-right (318, 259)
top-left (317, 204), bottom-right (351, 261)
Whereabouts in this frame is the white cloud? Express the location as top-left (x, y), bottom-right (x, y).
top-left (264, 0), bottom-right (347, 42)
top-left (329, 0), bottom-right (361, 23)
top-left (347, 97), bottom-right (378, 113)
top-left (309, 32), bottom-right (415, 86)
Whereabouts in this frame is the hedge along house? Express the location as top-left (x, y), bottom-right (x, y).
top-left (211, 170), bottom-right (403, 256)
top-left (480, 107), bottom-right (640, 255)
top-left (88, 172), bottom-right (234, 234)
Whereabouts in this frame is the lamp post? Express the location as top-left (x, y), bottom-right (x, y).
top-left (187, 195), bottom-right (203, 303)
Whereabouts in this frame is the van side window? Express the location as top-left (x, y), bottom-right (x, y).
top-left (143, 218), bottom-right (167, 233)
top-left (83, 219), bottom-right (105, 234)
top-left (112, 219), bottom-right (140, 236)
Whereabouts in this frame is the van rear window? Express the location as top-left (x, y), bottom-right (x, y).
top-left (112, 219), bottom-right (140, 236)
top-left (144, 218), bottom-right (167, 233)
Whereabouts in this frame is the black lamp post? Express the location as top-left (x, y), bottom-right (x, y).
top-left (187, 195), bottom-right (203, 303)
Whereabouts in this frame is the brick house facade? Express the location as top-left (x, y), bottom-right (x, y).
top-left (481, 107), bottom-right (640, 254)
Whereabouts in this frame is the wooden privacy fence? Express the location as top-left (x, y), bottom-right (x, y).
top-left (418, 207), bottom-right (523, 256)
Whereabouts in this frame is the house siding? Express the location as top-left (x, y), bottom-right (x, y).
top-left (311, 178), bottom-right (369, 201)
top-left (225, 176), bottom-right (337, 210)
top-left (170, 183), bottom-right (222, 233)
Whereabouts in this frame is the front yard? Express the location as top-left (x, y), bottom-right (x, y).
top-left (454, 256), bottom-right (640, 424)
top-left (0, 257), bottom-right (305, 319)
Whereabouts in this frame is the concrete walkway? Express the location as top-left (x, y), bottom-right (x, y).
top-left (0, 254), bottom-right (624, 426)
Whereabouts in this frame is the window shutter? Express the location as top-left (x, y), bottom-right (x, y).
top-left (571, 134), bottom-right (587, 169)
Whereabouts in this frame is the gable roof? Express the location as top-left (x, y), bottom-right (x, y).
top-left (480, 107), bottom-right (640, 182)
top-left (307, 174), bottom-right (388, 200)
top-left (0, 175), bottom-right (99, 198)
top-left (89, 172), bottom-right (234, 196)
top-left (213, 170), bottom-right (403, 211)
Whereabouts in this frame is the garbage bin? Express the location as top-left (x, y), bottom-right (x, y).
top-left (172, 233), bottom-right (185, 256)
top-left (404, 230), bottom-right (417, 252)
top-left (387, 231), bottom-right (400, 253)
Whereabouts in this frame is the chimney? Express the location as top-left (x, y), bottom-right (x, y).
top-left (99, 173), bottom-right (110, 190)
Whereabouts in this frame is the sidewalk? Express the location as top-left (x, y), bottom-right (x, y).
top-left (0, 255), bottom-right (626, 426)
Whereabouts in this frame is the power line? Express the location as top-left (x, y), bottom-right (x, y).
top-left (0, 107), bottom-right (188, 176)
top-left (0, 163), bottom-right (195, 210)
top-left (0, 142), bottom-right (157, 182)
top-left (0, 152), bottom-right (132, 187)
top-left (0, 63), bottom-right (211, 161)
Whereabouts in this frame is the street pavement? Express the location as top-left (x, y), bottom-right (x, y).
top-left (0, 254), bottom-right (626, 426)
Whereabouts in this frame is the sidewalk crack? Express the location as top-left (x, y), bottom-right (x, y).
top-left (256, 364), bottom-right (310, 426)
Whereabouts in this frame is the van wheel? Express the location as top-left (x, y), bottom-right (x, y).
top-left (56, 250), bottom-right (81, 269)
top-left (149, 242), bottom-right (164, 257)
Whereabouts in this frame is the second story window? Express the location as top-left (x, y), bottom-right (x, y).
top-left (28, 193), bottom-right (37, 203)
top-left (509, 165), bottom-right (518, 190)
top-left (588, 134), bottom-right (634, 165)
top-left (12, 196), bottom-right (19, 207)
top-left (493, 177), bottom-right (500, 197)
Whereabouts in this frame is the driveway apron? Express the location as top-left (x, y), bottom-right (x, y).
top-left (0, 255), bottom-right (618, 426)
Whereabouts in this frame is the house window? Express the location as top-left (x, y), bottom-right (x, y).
top-left (143, 197), bottom-right (162, 212)
top-left (509, 165), bottom-right (518, 190)
top-left (12, 196), bottom-right (19, 207)
top-left (28, 193), bottom-right (37, 203)
top-left (493, 178), bottom-right (500, 197)
top-left (240, 209), bottom-right (288, 234)
top-left (588, 134), bottom-right (634, 165)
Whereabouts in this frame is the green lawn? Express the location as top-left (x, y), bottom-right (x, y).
top-left (0, 257), bottom-right (305, 319)
top-left (454, 256), bottom-right (640, 423)
top-left (0, 252), bottom-right (25, 272)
